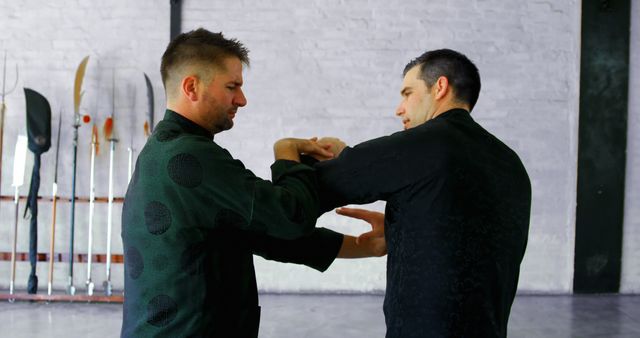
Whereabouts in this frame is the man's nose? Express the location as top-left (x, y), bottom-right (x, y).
top-left (234, 89), bottom-right (247, 107)
top-left (395, 103), bottom-right (404, 116)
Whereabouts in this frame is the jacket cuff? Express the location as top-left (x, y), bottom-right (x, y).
top-left (271, 159), bottom-right (314, 183)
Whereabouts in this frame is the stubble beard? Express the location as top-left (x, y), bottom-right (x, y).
top-left (204, 94), bottom-right (234, 134)
top-left (211, 107), bottom-right (234, 134)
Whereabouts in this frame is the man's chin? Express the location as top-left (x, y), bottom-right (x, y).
top-left (222, 120), bottom-right (234, 131)
top-left (212, 120), bottom-right (234, 134)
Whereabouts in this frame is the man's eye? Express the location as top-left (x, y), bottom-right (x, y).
top-left (227, 86), bottom-right (235, 90)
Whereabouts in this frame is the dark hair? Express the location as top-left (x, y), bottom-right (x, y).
top-left (403, 49), bottom-right (481, 111)
top-left (160, 28), bottom-right (249, 90)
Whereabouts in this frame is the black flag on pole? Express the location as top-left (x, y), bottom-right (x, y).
top-left (23, 88), bottom-right (52, 294)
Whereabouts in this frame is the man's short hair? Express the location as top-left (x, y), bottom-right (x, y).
top-left (403, 49), bottom-right (481, 111)
top-left (160, 28), bottom-right (249, 99)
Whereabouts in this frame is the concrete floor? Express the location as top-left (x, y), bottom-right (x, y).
top-left (1, 294), bottom-right (640, 337)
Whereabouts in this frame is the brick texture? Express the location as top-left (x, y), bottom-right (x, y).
top-left (0, 0), bottom-right (586, 294)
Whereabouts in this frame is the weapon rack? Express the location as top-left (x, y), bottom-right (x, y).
top-left (0, 194), bottom-right (125, 303)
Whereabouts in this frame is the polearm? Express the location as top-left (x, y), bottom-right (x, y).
top-left (1, 51), bottom-right (19, 199)
top-left (128, 73), bottom-right (154, 182)
top-left (128, 73), bottom-right (155, 182)
top-left (143, 72), bottom-right (154, 137)
top-left (103, 72), bottom-right (117, 296)
top-left (67, 55), bottom-right (89, 295)
top-left (9, 135), bottom-right (28, 300)
top-left (24, 88), bottom-right (53, 295)
top-left (47, 113), bottom-right (62, 296)
top-left (85, 123), bottom-right (99, 296)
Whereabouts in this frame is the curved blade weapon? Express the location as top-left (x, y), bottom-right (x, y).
top-left (143, 72), bottom-right (154, 137)
top-left (85, 123), bottom-right (99, 296)
top-left (47, 113), bottom-right (62, 296)
top-left (103, 71), bottom-right (118, 296)
top-left (131, 73), bottom-right (155, 182)
top-left (68, 55), bottom-right (89, 296)
top-left (23, 88), bottom-right (53, 295)
top-left (9, 135), bottom-right (28, 299)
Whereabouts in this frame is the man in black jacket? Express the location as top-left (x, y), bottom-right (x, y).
top-left (315, 49), bottom-right (532, 337)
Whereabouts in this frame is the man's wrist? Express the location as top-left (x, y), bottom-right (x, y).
top-left (274, 139), bottom-right (300, 162)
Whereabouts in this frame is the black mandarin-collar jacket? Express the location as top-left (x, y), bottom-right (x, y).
top-left (314, 109), bottom-right (532, 338)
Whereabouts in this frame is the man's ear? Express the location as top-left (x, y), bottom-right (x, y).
top-left (181, 75), bottom-right (199, 102)
top-left (434, 76), bottom-right (450, 100)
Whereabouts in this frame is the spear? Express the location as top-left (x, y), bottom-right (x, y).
top-left (85, 123), bottom-right (99, 296)
top-left (9, 135), bottom-right (28, 300)
top-left (1, 51), bottom-right (19, 199)
top-left (47, 113), bottom-right (62, 296)
top-left (103, 71), bottom-right (117, 296)
top-left (67, 55), bottom-right (90, 296)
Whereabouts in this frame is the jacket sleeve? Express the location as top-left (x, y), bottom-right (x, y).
top-left (313, 131), bottom-right (415, 213)
top-left (182, 138), bottom-right (320, 240)
top-left (247, 227), bottom-right (344, 272)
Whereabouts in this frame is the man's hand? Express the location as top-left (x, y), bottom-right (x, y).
top-left (274, 137), bottom-right (334, 162)
top-left (315, 137), bottom-right (347, 160)
top-left (336, 207), bottom-right (387, 258)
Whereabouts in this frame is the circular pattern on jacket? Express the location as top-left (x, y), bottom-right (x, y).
top-left (167, 153), bottom-right (203, 188)
top-left (215, 208), bottom-right (248, 228)
top-left (125, 246), bottom-right (144, 279)
top-left (146, 294), bottom-right (178, 327)
top-left (180, 241), bottom-right (206, 275)
top-left (144, 201), bottom-right (172, 235)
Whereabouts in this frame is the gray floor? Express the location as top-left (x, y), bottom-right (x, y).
top-left (1, 294), bottom-right (640, 337)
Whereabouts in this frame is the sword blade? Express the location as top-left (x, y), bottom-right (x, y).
top-left (144, 73), bottom-right (154, 133)
top-left (74, 56), bottom-right (90, 116)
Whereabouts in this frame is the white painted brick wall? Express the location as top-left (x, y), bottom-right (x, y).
top-left (0, 0), bottom-right (588, 294)
top-left (0, 0), bottom-right (169, 293)
top-left (182, 0), bottom-right (581, 293)
top-left (621, 0), bottom-right (640, 293)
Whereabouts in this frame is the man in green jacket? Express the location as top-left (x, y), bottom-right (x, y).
top-left (120, 28), bottom-right (385, 337)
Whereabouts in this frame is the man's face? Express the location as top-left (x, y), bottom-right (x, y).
top-left (200, 57), bottom-right (247, 134)
top-left (395, 65), bottom-right (434, 130)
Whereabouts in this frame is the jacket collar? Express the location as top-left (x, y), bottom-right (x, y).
top-left (163, 109), bottom-right (214, 139)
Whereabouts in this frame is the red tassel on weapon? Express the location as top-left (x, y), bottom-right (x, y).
top-left (104, 116), bottom-right (113, 142)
